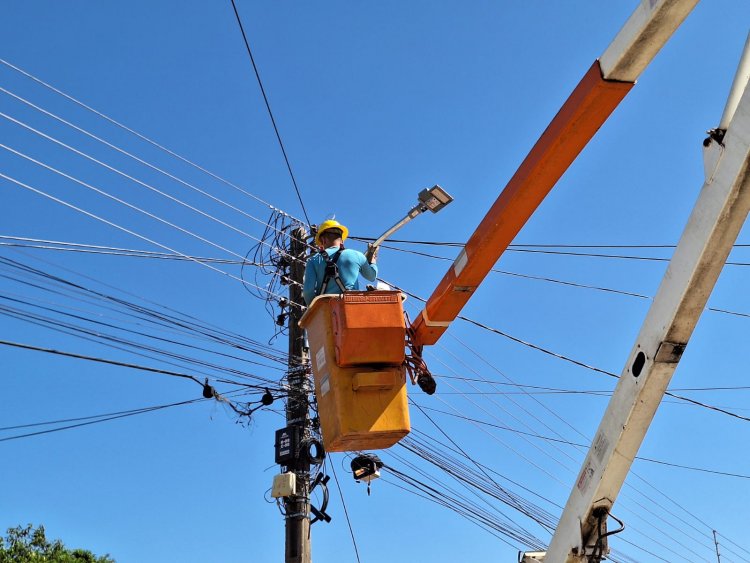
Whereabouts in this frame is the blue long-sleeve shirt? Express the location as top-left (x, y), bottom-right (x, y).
top-left (302, 246), bottom-right (378, 305)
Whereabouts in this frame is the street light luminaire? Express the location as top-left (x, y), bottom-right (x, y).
top-left (418, 185), bottom-right (453, 213)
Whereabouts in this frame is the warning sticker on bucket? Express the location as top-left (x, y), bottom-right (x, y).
top-left (316, 347), bottom-right (326, 371)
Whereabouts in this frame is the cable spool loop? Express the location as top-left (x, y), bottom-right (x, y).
top-left (304, 439), bottom-right (325, 464)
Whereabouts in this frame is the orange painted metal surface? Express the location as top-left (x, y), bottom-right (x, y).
top-left (411, 60), bottom-right (634, 346)
top-left (330, 291), bottom-right (406, 367)
top-left (299, 294), bottom-right (410, 452)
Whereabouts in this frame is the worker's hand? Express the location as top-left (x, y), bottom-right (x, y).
top-left (365, 243), bottom-right (379, 264)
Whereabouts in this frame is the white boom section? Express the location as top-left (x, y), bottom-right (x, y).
top-left (599, 0), bottom-right (699, 82)
top-left (543, 58), bottom-right (750, 563)
top-left (720, 32), bottom-right (750, 130)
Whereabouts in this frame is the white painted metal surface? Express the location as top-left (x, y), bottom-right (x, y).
top-left (720, 32), bottom-right (750, 130)
top-left (600, 0), bottom-right (699, 82)
top-left (543, 68), bottom-right (750, 563)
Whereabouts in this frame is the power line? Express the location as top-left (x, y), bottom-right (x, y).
top-left (0, 117), bottom-right (313, 293)
top-left (0, 294), bottom-right (284, 386)
top-left (0, 338), bottom-right (203, 384)
top-left (456, 312), bottom-right (750, 422)
top-left (228, 0), bottom-right (311, 225)
top-left (386, 279), bottom-right (750, 425)
top-left (0, 284), bottom-right (286, 371)
top-left (0, 58), bottom-right (306, 226)
top-left (20, 233), bottom-right (750, 320)
top-left (416, 404), bottom-right (750, 480)
top-left (0, 86), bottom-right (298, 239)
top-left (0, 252), bottom-right (291, 366)
top-left (0, 172), bottom-right (299, 307)
top-left (422, 317), bottom-right (736, 554)
top-left (0, 118), bottom-right (275, 253)
top-left (327, 459), bottom-right (362, 563)
top-left (352, 235), bottom-right (750, 251)
top-left (2, 55), bottom-right (748, 560)
top-left (0, 397), bottom-right (206, 443)
top-left (369, 236), bottom-right (750, 267)
top-left (394, 278), bottom-right (750, 549)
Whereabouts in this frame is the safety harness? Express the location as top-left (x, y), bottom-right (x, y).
top-left (315, 247), bottom-right (347, 297)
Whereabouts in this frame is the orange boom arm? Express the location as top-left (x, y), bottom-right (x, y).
top-left (411, 60), bottom-right (633, 347)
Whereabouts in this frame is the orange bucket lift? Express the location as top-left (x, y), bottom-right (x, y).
top-left (299, 290), bottom-right (410, 452)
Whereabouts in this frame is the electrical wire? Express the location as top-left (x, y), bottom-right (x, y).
top-left (415, 404), bottom-right (750, 480)
top-left (0, 58), bottom-right (308, 226)
top-left (327, 458), bottom-right (362, 563)
top-left (0, 297), bottom-right (282, 388)
top-left (0, 86), bottom-right (299, 239)
top-left (0, 339), bottom-right (203, 383)
top-left (426, 290), bottom-right (750, 423)
top-left (0, 252), bottom-right (291, 366)
top-left (0, 119), bottom-right (278, 256)
top-left (228, 0), bottom-right (311, 225)
top-left (0, 398), bottom-right (206, 443)
top-left (352, 235), bottom-right (750, 260)
top-left (0, 289), bottom-right (286, 375)
top-left (396, 292), bottom-right (731, 558)
top-left (1, 108), bottom-right (312, 325)
top-left (383, 453), bottom-right (544, 550)
top-left (0, 172), bottom-right (299, 307)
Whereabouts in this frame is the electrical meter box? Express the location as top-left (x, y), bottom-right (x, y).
top-left (274, 425), bottom-right (300, 465)
top-left (299, 292), bottom-right (410, 452)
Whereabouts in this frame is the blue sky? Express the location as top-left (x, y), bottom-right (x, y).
top-left (2, 1), bottom-right (750, 562)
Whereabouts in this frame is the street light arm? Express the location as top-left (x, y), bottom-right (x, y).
top-left (370, 185), bottom-right (453, 249)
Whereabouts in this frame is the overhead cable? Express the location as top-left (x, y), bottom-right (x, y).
top-left (228, 0), bottom-right (311, 225)
top-left (0, 58), bottom-right (306, 225)
top-left (0, 86), bottom-right (298, 238)
top-left (0, 397), bottom-right (205, 443)
top-left (416, 405), bottom-right (750, 480)
top-left (327, 459), bottom-right (362, 563)
top-left (0, 172), bottom-right (299, 307)
top-left (0, 252), bottom-right (291, 366)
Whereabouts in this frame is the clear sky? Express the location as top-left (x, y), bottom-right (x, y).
top-left (2, 1), bottom-right (750, 562)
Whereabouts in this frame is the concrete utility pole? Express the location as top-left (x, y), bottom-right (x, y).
top-left (284, 226), bottom-right (312, 563)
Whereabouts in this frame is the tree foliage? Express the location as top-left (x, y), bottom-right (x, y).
top-left (0, 524), bottom-right (114, 563)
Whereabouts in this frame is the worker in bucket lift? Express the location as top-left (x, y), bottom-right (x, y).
top-left (302, 219), bottom-right (378, 306)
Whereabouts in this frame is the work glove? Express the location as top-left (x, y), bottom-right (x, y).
top-left (365, 243), bottom-right (379, 264)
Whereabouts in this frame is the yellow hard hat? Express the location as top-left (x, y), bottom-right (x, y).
top-left (315, 219), bottom-right (349, 247)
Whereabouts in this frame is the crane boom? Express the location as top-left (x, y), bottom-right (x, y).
top-left (541, 42), bottom-right (750, 562)
top-left (410, 0), bottom-right (699, 347)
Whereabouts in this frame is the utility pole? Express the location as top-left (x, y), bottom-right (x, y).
top-left (283, 226), bottom-right (312, 563)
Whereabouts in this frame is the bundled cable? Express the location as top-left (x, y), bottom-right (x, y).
top-left (403, 311), bottom-right (437, 395)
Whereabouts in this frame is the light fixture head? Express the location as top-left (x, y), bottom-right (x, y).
top-left (418, 185), bottom-right (453, 214)
top-left (351, 454), bottom-right (384, 484)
